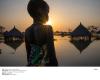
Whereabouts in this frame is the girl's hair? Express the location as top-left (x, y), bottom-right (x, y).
top-left (27, 0), bottom-right (49, 20)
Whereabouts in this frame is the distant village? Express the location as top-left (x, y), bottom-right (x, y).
top-left (54, 22), bottom-right (100, 41)
top-left (0, 22), bottom-right (100, 43)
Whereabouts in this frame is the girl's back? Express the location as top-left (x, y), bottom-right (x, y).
top-left (25, 24), bottom-right (58, 66)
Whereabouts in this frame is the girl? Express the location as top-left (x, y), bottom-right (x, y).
top-left (25, 0), bottom-right (58, 66)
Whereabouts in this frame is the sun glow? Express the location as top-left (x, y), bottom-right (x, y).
top-left (46, 19), bottom-right (52, 25)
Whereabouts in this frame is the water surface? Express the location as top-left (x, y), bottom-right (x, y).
top-left (0, 36), bottom-right (100, 66)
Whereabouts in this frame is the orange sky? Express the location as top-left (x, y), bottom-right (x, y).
top-left (0, 0), bottom-right (100, 32)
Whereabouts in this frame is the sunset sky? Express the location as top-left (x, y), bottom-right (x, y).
top-left (0, 0), bottom-right (100, 32)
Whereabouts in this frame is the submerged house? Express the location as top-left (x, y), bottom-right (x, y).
top-left (71, 23), bottom-right (91, 41)
top-left (0, 26), bottom-right (5, 42)
top-left (4, 26), bottom-right (24, 42)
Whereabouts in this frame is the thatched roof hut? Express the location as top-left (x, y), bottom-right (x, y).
top-left (71, 23), bottom-right (91, 41)
top-left (71, 23), bottom-right (91, 36)
top-left (9, 26), bottom-right (23, 37)
top-left (4, 26), bottom-right (23, 42)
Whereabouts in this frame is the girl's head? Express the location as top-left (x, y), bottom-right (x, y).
top-left (27, 0), bottom-right (49, 24)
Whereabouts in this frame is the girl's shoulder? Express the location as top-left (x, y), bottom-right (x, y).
top-left (25, 24), bottom-right (38, 34)
top-left (43, 25), bottom-right (53, 32)
top-left (25, 24), bottom-right (33, 33)
top-left (44, 25), bottom-right (52, 29)
top-left (25, 24), bottom-right (53, 35)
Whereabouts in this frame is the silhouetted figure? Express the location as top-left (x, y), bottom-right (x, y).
top-left (25, 0), bottom-right (58, 66)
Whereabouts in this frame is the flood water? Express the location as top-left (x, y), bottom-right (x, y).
top-left (0, 36), bottom-right (100, 66)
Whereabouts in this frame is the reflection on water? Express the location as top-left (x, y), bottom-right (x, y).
top-left (54, 36), bottom-right (100, 66)
top-left (70, 40), bottom-right (92, 53)
top-left (5, 42), bottom-right (23, 51)
top-left (0, 36), bottom-right (100, 66)
top-left (0, 42), bottom-right (27, 66)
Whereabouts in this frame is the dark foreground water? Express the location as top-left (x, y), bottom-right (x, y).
top-left (0, 36), bottom-right (100, 66)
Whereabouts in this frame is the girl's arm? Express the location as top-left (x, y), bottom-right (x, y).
top-left (46, 26), bottom-right (58, 66)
